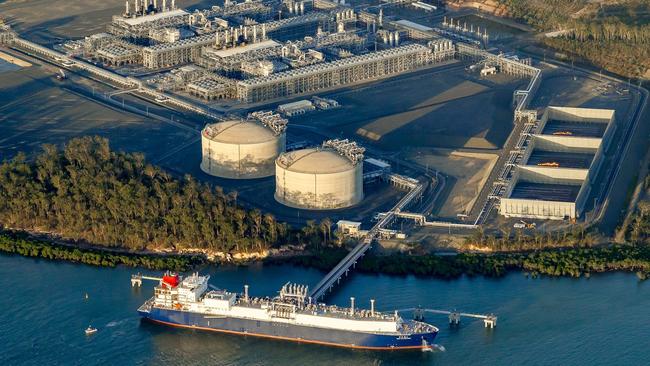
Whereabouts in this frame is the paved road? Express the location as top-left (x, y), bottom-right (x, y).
top-left (593, 83), bottom-right (648, 234)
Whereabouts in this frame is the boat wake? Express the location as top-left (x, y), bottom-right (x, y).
top-left (423, 344), bottom-right (446, 353)
top-left (106, 319), bottom-right (128, 328)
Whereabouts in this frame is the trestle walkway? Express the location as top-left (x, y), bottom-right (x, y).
top-left (309, 181), bottom-right (424, 301)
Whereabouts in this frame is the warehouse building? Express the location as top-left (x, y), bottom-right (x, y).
top-left (236, 41), bottom-right (455, 103)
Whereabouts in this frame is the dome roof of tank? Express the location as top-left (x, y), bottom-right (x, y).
top-left (203, 119), bottom-right (278, 144)
top-left (277, 148), bottom-right (355, 174)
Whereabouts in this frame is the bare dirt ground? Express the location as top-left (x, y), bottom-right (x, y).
top-left (400, 232), bottom-right (468, 252)
top-left (406, 149), bottom-right (498, 219)
top-left (355, 80), bottom-right (490, 142)
top-left (292, 68), bottom-right (524, 151)
top-left (0, 62), bottom-right (196, 162)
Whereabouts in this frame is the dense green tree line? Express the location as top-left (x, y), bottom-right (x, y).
top-left (360, 245), bottom-right (650, 279)
top-left (626, 199), bottom-right (650, 244)
top-left (498, 0), bottom-right (585, 30)
top-left (565, 21), bottom-right (650, 44)
top-left (0, 231), bottom-right (203, 271)
top-left (0, 136), bottom-right (298, 253)
top-left (497, 0), bottom-right (650, 79)
top-left (285, 245), bottom-right (650, 279)
top-left (464, 225), bottom-right (597, 251)
top-left (544, 37), bottom-right (650, 79)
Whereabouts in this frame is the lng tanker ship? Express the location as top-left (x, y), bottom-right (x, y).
top-left (137, 272), bottom-right (438, 350)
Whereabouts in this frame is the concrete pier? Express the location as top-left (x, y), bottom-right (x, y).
top-left (403, 307), bottom-right (497, 329)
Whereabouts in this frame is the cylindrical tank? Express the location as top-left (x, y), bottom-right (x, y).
top-left (201, 119), bottom-right (285, 179)
top-left (275, 148), bottom-right (363, 209)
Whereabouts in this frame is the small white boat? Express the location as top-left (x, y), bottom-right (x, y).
top-left (85, 326), bottom-right (98, 335)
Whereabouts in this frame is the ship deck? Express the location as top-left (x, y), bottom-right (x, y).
top-left (231, 294), bottom-right (397, 322)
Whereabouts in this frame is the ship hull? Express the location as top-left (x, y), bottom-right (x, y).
top-left (139, 308), bottom-right (437, 350)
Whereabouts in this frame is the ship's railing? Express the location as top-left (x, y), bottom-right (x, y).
top-left (235, 295), bottom-right (394, 321)
top-left (137, 298), bottom-right (155, 312)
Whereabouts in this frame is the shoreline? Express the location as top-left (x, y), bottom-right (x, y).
top-left (1, 229), bottom-right (649, 280)
top-left (272, 246), bottom-right (650, 280)
top-left (0, 231), bottom-right (205, 272)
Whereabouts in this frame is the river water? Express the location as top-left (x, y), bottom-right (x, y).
top-left (2, 254), bottom-right (648, 366)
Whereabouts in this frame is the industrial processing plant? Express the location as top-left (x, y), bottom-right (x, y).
top-left (1, 0), bottom-right (642, 246)
top-left (201, 111), bottom-right (287, 179)
top-left (499, 107), bottom-right (615, 220)
top-left (44, 0), bottom-right (458, 106)
top-left (275, 139), bottom-right (364, 210)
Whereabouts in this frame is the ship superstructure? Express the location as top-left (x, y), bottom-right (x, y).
top-left (137, 272), bottom-right (438, 350)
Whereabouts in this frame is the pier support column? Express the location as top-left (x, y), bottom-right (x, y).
top-left (131, 273), bottom-right (142, 287)
top-left (484, 315), bottom-right (497, 328)
top-left (449, 312), bottom-right (460, 326)
top-left (413, 307), bottom-right (424, 321)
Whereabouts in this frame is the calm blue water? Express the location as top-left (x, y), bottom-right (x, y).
top-left (1, 254), bottom-right (648, 366)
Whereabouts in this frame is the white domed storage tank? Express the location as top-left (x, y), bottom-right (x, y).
top-left (201, 113), bottom-right (287, 179)
top-left (275, 139), bottom-right (364, 209)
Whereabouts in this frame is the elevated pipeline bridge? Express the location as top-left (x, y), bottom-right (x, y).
top-left (308, 179), bottom-right (424, 301)
top-left (392, 211), bottom-right (478, 229)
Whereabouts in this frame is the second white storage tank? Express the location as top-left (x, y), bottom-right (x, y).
top-left (275, 147), bottom-right (363, 209)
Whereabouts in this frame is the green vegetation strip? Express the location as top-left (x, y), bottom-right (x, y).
top-left (3, 230), bottom-right (650, 279)
top-left (0, 232), bottom-right (205, 271)
top-left (283, 245), bottom-right (650, 280)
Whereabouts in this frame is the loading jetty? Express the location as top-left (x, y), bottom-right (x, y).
top-left (306, 177), bottom-right (497, 329)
